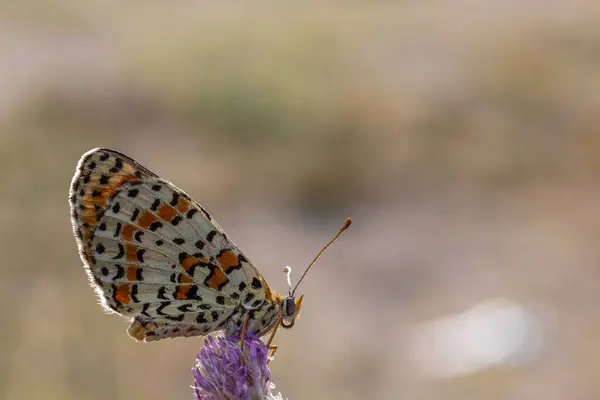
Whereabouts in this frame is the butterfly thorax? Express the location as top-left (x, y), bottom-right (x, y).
top-left (225, 293), bottom-right (283, 337)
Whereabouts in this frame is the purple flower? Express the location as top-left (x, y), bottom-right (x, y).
top-left (192, 332), bottom-right (284, 400)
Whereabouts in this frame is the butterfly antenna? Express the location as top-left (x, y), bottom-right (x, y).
top-left (291, 218), bottom-right (352, 296)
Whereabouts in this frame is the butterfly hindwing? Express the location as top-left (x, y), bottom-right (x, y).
top-left (127, 308), bottom-right (233, 341)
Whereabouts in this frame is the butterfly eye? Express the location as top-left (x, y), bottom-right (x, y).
top-left (283, 297), bottom-right (296, 317)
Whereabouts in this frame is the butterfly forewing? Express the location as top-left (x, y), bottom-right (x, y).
top-left (69, 148), bottom-right (275, 341)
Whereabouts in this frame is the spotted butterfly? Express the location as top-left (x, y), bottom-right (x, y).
top-left (69, 148), bottom-right (350, 344)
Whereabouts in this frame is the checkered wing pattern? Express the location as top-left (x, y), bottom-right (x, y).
top-left (69, 148), bottom-right (274, 341)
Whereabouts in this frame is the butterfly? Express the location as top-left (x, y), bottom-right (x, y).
top-left (69, 148), bottom-right (351, 348)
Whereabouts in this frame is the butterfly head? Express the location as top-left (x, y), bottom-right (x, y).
top-left (276, 266), bottom-right (303, 329)
top-left (280, 294), bottom-right (304, 329)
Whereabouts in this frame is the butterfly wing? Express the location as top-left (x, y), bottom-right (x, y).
top-left (69, 148), bottom-right (273, 341)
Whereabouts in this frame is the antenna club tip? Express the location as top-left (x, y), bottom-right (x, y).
top-left (342, 217), bottom-right (352, 231)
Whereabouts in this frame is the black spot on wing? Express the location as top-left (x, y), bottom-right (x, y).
top-left (150, 199), bottom-right (161, 211)
top-left (206, 230), bottom-right (217, 242)
top-left (156, 301), bottom-right (171, 316)
top-left (113, 243), bottom-right (125, 259)
top-left (130, 208), bottom-right (140, 222)
top-left (157, 286), bottom-right (168, 300)
top-left (131, 284), bottom-right (139, 303)
top-left (186, 285), bottom-right (202, 301)
top-left (170, 192), bottom-right (180, 206)
top-left (244, 293), bottom-right (255, 303)
top-left (178, 252), bottom-right (188, 263)
top-left (113, 264), bottom-right (124, 280)
top-left (196, 313), bottom-right (208, 324)
top-left (251, 277), bottom-right (262, 289)
top-left (136, 249), bottom-right (145, 263)
top-left (110, 157), bottom-right (123, 173)
top-left (186, 208), bottom-right (198, 219)
top-left (177, 304), bottom-right (192, 313)
top-left (141, 303), bottom-right (151, 317)
top-left (211, 311), bottom-right (219, 322)
top-left (251, 299), bottom-right (262, 308)
top-left (149, 221), bottom-right (163, 231)
top-left (113, 222), bottom-right (122, 237)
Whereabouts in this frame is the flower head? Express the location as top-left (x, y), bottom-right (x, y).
top-left (192, 332), bottom-right (284, 400)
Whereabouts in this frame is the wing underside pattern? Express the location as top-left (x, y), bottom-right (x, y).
top-left (69, 148), bottom-right (275, 341)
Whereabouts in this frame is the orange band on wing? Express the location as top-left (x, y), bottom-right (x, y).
top-left (206, 268), bottom-right (228, 289)
top-left (81, 214), bottom-right (96, 227)
top-left (217, 250), bottom-right (240, 273)
top-left (175, 197), bottom-right (190, 213)
top-left (126, 245), bottom-right (138, 262)
top-left (127, 266), bottom-right (138, 281)
top-left (181, 255), bottom-right (209, 273)
top-left (157, 204), bottom-right (178, 222)
top-left (175, 284), bottom-right (192, 300)
top-left (115, 284), bottom-right (130, 304)
top-left (137, 212), bottom-right (159, 229)
top-left (121, 224), bottom-right (135, 242)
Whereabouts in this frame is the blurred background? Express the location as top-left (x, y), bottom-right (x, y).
top-left (1, 1), bottom-right (600, 399)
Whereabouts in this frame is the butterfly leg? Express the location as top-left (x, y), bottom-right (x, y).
top-left (267, 344), bottom-right (278, 364)
top-left (265, 317), bottom-right (281, 348)
top-left (264, 317), bottom-right (282, 364)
